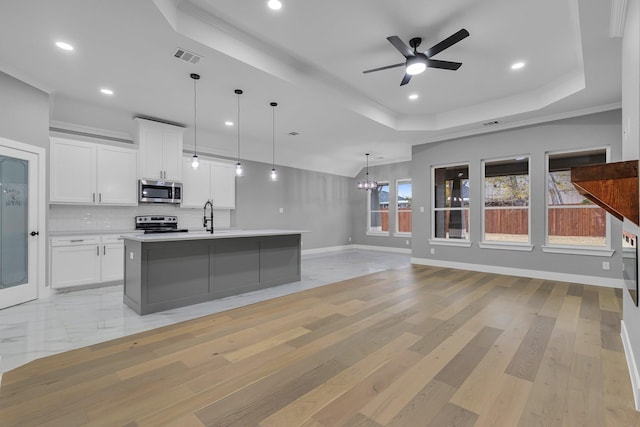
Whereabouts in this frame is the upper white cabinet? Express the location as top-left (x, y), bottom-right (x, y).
top-left (135, 118), bottom-right (184, 181)
top-left (50, 137), bottom-right (138, 205)
top-left (181, 157), bottom-right (236, 209)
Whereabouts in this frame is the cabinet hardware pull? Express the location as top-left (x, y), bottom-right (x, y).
top-left (99, 193), bottom-right (102, 202)
top-left (103, 246), bottom-right (106, 255)
top-left (70, 239), bottom-right (84, 242)
top-left (93, 193), bottom-right (95, 202)
top-left (97, 246), bottom-right (100, 256)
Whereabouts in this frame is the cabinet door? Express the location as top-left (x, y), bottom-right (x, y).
top-left (138, 125), bottom-right (165, 179)
top-left (162, 130), bottom-right (183, 181)
top-left (51, 245), bottom-right (101, 288)
top-left (97, 146), bottom-right (138, 205)
top-left (210, 161), bottom-right (236, 209)
top-left (101, 242), bottom-right (124, 282)
top-left (50, 138), bottom-right (96, 203)
top-left (181, 157), bottom-right (211, 208)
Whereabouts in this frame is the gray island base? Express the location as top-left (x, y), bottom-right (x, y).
top-left (121, 230), bottom-right (304, 315)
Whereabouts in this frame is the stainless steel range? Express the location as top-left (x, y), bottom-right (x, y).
top-left (135, 215), bottom-right (188, 234)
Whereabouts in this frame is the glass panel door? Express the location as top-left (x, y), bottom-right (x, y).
top-left (0, 144), bottom-right (38, 309)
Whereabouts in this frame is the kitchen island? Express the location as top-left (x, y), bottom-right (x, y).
top-left (121, 230), bottom-right (304, 315)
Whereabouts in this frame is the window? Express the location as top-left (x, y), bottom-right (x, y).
top-left (368, 182), bottom-right (389, 234)
top-left (396, 179), bottom-right (412, 234)
top-left (433, 165), bottom-right (470, 240)
top-left (547, 149), bottom-right (607, 247)
top-left (483, 157), bottom-right (529, 243)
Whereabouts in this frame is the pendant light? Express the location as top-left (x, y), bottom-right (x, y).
top-left (357, 153), bottom-right (378, 190)
top-left (269, 102), bottom-right (278, 181)
top-left (234, 89), bottom-right (244, 177)
top-left (190, 73), bottom-right (200, 170)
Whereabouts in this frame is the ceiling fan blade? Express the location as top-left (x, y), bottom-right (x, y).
top-left (426, 59), bottom-right (463, 70)
top-left (400, 73), bottom-right (412, 86)
top-left (424, 28), bottom-right (469, 58)
top-left (387, 35), bottom-right (413, 58)
top-left (362, 62), bottom-right (406, 74)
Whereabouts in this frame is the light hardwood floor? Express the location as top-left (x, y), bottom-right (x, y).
top-left (1, 265), bottom-right (638, 426)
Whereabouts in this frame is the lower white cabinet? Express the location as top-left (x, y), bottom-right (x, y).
top-left (50, 234), bottom-right (124, 289)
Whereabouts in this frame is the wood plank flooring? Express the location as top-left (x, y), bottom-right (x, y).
top-left (1, 265), bottom-right (639, 426)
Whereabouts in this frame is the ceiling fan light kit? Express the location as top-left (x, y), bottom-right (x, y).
top-left (363, 29), bottom-right (470, 86)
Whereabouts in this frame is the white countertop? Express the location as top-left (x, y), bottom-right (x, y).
top-left (120, 229), bottom-right (307, 242)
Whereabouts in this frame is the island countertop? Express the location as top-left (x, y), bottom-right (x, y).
top-left (120, 229), bottom-right (308, 243)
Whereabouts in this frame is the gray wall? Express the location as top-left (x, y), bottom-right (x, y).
top-left (621, 0), bottom-right (640, 390)
top-left (0, 72), bottom-right (49, 148)
top-left (232, 159), bottom-right (355, 250)
top-left (352, 160), bottom-right (412, 250)
top-left (409, 109), bottom-right (622, 281)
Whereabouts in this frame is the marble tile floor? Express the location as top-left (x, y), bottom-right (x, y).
top-left (0, 248), bottom-right (410, 376)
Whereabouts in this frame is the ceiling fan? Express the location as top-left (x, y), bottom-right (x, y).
top-left (363, 29), bottom-right (470, 86)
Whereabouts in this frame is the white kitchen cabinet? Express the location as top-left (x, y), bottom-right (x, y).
top-left (50, 138), bottom-right (96, 203)
top-left (135, 118), bottom-right (184, 181)
top-left (181, 157), bottom-right (235, 209)
top-left (50, 137), bottom-right (138, 205)
top-left (50, 235), bottom-right (125, 289)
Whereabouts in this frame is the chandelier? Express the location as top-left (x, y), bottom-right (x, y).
top-left (357, 153), bottom-right (377, 190)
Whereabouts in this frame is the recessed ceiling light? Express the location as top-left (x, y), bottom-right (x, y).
top-left (511, 61), bottom-right (525, 70)
top-left (100, 88), bottom-right (114, 95)
top-left (267, 0), bottom-right (282, 10)
top-left (55, 41), bottom-right (74, 51)
top-left (225, 121), bottom-right (234, 126)
top-left (408, 94), bottom-right (419, 100)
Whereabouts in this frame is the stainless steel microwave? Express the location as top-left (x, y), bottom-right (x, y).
top-left (138, 179), bottom-right (182, 204)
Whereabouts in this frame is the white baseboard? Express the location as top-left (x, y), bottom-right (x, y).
top-left (411, 257), bottom-right (624, 288)
top-left (353, 244), bottom-right (412, 254)
top-left (621, 320), bottom-right (640, 411)
top-left (302, 245), bottom-right (353, 255)
top-left (302, 244), bottom-right (411, 256)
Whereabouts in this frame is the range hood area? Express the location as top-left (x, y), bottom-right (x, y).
top-left (571, 160), bottom-right (639, 226)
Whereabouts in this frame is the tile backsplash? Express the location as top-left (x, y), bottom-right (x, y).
top-left (49, 204), bottom-right (231, 233)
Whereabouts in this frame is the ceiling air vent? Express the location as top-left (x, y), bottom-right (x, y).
top-left (288, 132), bottom-right (300, 136)
top-left (483, 120), bottom-right (500, 127)
top-left (173, 48), bottom-right (202, 64)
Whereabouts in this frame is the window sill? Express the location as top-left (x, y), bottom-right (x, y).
top-left (478, 242), bottom-right (534, 251)
top-left (394, 232), bottom-right (412, 237)
top-left (429, 239), bottom-right (472, 248)
top-left (366, 231), bottom-right (390, 237)
top-left (541, 245), bottom-right (615, 257)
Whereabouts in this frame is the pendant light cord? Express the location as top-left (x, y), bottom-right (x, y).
top-left (190, 73), bottom-right (200, 157)
top-left (193, 77), bottom-right (197, 155)
top-left (272, 105), bottom-right (275, 168)
top-left (237, 91), bottom-right (241, 163)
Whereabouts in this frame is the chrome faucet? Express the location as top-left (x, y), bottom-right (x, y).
top-left (203, 199), bottom-right (214, 234)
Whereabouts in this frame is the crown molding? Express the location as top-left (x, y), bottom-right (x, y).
top-left (610, 0), bottom-right (628, 37)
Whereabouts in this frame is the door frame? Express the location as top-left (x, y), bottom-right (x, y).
top-left (0, 136), bottom-right (47, 303)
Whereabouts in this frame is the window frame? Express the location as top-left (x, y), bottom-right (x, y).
top-left (395, 178), bottom-right (412, 236)
top-left (366, 181), bottom-right (390, 236)
top-left (541, 146), bottom-right (614, 257)
top-left (430, 162), bottom-right (471, 247)
top-left (479, 155), bottom-right (533, 251)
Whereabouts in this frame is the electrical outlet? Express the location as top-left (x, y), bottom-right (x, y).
top-left (129, 252), bottom-right (134, 260)
top-left (430, 248), bottom-right (435, 255)
top-left (348, 237), bottom-right (352, 242)
top-left (420, 206), bottom-right (425, 213)
top-left (602, 261), bottom-right (610, 270)
top-left (406, 239), bottom-right (409, 245)
top-left (279, 207), bottom-right (284, 213)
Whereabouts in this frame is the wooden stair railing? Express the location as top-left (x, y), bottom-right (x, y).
top-left (571, 160), bottom-right (639, 226)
